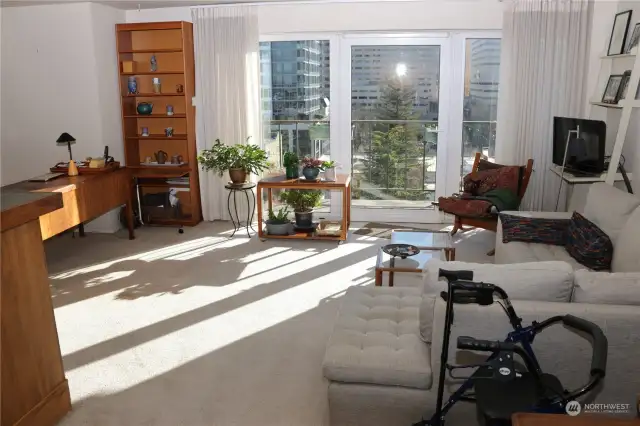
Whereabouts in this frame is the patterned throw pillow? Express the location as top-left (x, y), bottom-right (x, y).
top-left (500, 213), bottom-right (570, 246)
top-left (565, 212), bottom-right (613, 271)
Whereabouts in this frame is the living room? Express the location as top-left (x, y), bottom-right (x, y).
top-left (1, 1), bottom-right (639, 426)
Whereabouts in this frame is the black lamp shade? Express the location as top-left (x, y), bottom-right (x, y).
top-left (56, 133), bottom-right (76, 144)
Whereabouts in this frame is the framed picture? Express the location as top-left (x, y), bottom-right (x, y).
top-left (602, 74), bottom-right (624, 104)
top-left (626, 23), bottom-right (640, 53)
top-left (608, 10), bottom-right (632, 55)
top-left (619, 71), bottom-right (632, 100)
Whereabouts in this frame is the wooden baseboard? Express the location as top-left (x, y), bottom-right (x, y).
top-left (13, 380), bottom-right (71, 426)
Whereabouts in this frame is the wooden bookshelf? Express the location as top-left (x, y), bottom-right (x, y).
top-left (116, 21), bottom-right (201, 226)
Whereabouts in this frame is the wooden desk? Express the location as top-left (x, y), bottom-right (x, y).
top-left (513, 413), bottom-right (640, 425)
top-left (2, 168), bottom-right (135, 240)
top-left (256, 174), bottom-right (351, 242)
top-left (1, 191), bottom-right (71, 426)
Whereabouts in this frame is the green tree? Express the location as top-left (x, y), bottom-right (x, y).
top-left (364, 78), bottom-right (424, 200)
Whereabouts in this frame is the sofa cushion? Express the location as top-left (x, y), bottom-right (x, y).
top-left (499, 213), bottom-right (570, 246)
top-left (583, 183), bottom-right (640, 244)
top-left (572, 270), bottom-right (640, 305)
top-left (565, 212), bottom-right (613, 271)
top-left (323, 286), bottom-right (432, 390)
top-left (419, 260), bottom-right (574, 342)
top-left (611, 206), bottom-right (640, 272)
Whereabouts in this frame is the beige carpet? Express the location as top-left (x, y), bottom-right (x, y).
top-left (45, 221), bottom-right (494, 426)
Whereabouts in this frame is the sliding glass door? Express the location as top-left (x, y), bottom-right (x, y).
top-left (338, 36), bottom-right (450, 223)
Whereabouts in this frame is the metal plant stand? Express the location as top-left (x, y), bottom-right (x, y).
top-left (225, 182), bottom-right (257, 238)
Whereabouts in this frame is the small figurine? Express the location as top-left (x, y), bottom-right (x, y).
top-left (150, 54), bottom-right (158, 72)
top-left (166, 105), bottom-right (174, 116)
top-left (127, 76), bottom-right (138, 94)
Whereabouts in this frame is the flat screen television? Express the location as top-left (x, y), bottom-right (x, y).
top-left (552, 117), bottom-right (606, 175)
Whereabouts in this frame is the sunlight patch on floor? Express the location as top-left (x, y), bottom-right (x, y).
top-left (63, 255), bottom-right (377, 397)
top-left (55, 240), bottom-right (377, 357)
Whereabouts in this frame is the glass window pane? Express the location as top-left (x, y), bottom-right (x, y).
top-left (461, 38), bottom-right (501, 180)
top-left (350, 45), bottom-right (440, 207)
top-left (259, 40), bottom-right (331, 170)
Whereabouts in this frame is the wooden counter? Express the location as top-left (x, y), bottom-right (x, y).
top-left (1, 190), bottom-right (71, 426)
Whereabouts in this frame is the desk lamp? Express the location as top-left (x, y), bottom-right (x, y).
top-left (56, 132), bottom-right (78, 176)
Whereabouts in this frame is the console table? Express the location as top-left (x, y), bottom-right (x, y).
top-left (256, 174), bottom-right (351, 242)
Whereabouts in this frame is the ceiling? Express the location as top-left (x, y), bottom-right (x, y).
top-left (1, 0), bottom-right (263, 10)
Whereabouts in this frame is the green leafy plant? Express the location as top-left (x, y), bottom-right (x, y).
top-left (267, 206), bottom-right (290, 224)
top-left (197, 138), bottom-right (269, 176)
top-left (321, 160), bottom-right (336, 169)
top-left (280, 190), bottom-right (323, 212)
top-left (283, 152), bottom-right (299, 168)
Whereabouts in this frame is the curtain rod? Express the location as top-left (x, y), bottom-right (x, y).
top-left (190, 0), bottom-right (490, 9)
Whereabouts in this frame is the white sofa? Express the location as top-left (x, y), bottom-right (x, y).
top-left (495, 182), bottom-right (640, 271)
top-left (322, 258), bottom-right (640, 426)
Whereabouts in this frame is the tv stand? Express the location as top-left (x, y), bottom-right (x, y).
top-left (550, 165), bottom-right (633, 212)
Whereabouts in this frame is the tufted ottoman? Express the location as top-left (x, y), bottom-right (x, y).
top-left (322, 285), bottom-right (434, 425)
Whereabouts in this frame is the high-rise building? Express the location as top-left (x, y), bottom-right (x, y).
top-left (464, 39), bottom-right (501, 122)
top-left (350, 46), bottom-right (440, 121)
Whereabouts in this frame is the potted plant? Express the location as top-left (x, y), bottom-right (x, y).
top-left (265, 206), bottom-right (291, 235)
top-left (197, 138), bottom-right (269, 184)
top-left (321, 160), bottom-right (338, 181)
top-left (280, 189), bottom-right (323, 228)
top-left (283, 152), bottom-right (299, 179)
top-left (300, 156), bottom-right (324, 181)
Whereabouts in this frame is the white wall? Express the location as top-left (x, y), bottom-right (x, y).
top-left (587, 0), bottom-right (640, 181)
top-left (1, 2), bottom-right (126, 232)
top-left (125, 0), bottom-right (503, 32)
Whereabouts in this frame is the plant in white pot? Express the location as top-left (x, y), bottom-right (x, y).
top-left (197, 138), bottom-right (269, 184)
top-left (321, 160), bottom-right (338, 181)
top-left (280, 189), bottom-right (323, 228)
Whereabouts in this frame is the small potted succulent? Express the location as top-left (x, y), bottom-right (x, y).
top-left (197, 138), bottom-right (269, 184)
top-left (280, 189), bottom-right (323, 228)
top-left (265, 206), bottom-right (291, 235)
top-left (300, 156), bottom-right (323, 181)
top-left (321, 160), bottom-right (338, 181)
top-left (283, 152), bottom-right (299, 179)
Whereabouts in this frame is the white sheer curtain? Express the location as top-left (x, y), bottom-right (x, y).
top-left (192, 5), bottom-right (261, 222)
top-left (495, 0), bottom-right (592, 211)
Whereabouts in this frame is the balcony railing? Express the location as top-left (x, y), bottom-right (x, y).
top-left (262, 118), bottom-right (497, 205)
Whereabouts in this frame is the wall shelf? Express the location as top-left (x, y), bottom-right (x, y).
top-left (117, 21), bottom-right (201, 226)
top-left (590, 101), bottom-right (623, 109)
top-left (123, 114), bottom-right (187, 118)
top-left (127, 134), bottom-right (188, 140)
top-left (123, 93), bottom-right (184, 97)
top-left (119, 48), bottom-right (183, 53)
top-left (121, 71), bottom-right (184, 75)
top-left (600, 53), bottom-right (636, 59)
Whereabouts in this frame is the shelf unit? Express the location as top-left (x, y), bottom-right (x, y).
top-left (590, 47), bottom-right (640, 185)
top-left (116, 21), bottom-right (202, 226)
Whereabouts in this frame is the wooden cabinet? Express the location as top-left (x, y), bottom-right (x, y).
top-left (116, 21), bottom-right (202, 226)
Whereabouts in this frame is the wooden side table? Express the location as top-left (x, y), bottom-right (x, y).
top-left (512, 413), bottom-right (640, 426)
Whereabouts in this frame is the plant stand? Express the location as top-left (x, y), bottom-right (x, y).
top-left (225, 182), bottom-right (257, 238)
top-left (256, 174), bottom-right (351, 242)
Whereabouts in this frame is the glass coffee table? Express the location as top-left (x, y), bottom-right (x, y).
top-left (375, 230), bottom-right (455, 287)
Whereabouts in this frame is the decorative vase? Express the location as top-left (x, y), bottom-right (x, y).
top-left (137, 102), bottom-right (153, 115)
top-left (265, 220), bottom-right (291, 236)
top-left (285, 165), bottom-right (299, 179)
top-left (152, 77), bottom-right (161, 94)
top-left (229, 168), bottom-right (247, 184)
top-left (324, 167), bottom-right (337, 181)
top-left (127, 76), bottom-right (138, 94)
top-left (294, 211), bottom-right (313, 228)
top-left (302, 167), bottom-right (320, 180)
top-left (166, 105), bottom-right (174, 116)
